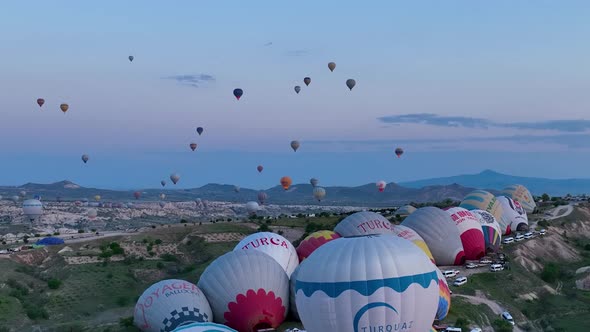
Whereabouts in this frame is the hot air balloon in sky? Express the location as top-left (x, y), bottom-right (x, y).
top-left (134, 279), bottom-right (212, 332)
top-left (234, 231), bottom-right (299, 277)
top-left (190, 143), bottom-right (197, 151)
top-left (471, 209), bottom-right (502, 253)
top-left (257, 191), bottom-right (268, 205)
top-left (245, 201), bottom-right (259, 215)
top-left (81, 154), bottom-right (89, 164)
top-left (376, 180), bottom-right (387, 192)
top-left (395, 147), bottom-right (404, 158)
top-left (37, 98), bottom-right (44, 107)
top-left (290, 140), bottom-right (300, 152)
top-left (502, 184), bottom-right (536, 214)
top-left (444, 207), bottom-right (486, 260)
top-left (233, 185), bottom-right (240, 193)
top-left (94, 195), bottom-right (101, 202)
top-left (309, 178), bottom-right (319, 187)
top-left (161, 180), bottom-right (166, 187)
top-left (396, 205), bottom-right (417, 217)
top-left (196, 127), bottom-right (204, 136)
top-left (19, 191), bottom-right (26, 198)
top-left (159, 201), bottom-right (166, 208)
top-left (334, 211), bottom-right (394, 237)
top-left (172, 322), bottom-right (237, 332)
top-left (295, 230), bottom-right (341, 262)
top-left (257, 165), bottom-right (263, 173)
top-left (87, 208), bottom-right (97, 220)
top-left (295, 234), bottom-right (439, 332)
top-left (313, 187), bottom-right (326, 202)
top-left (128, 55), bottom-right (134, 62)
top-left (303, 77), bottom-right (311, 86)
top-left (280, 176), bottom-right (292, 190)
top-left (11, 195), bottom-right (19, 203)
top-left (328, 62), bottom-right (336, 72)
top-left (134, 191), bottom-right (141, 200)
top-left (170, 173), bottom-right (180, 185)
top-left (60, 103), bottom-right (69, 113)
top-left (402, 207), bottom-right (466, 266)
top-left (346, 79), bottom-right (356, 90)
top-left (233, 88), bottom-right (243, 100)
top-left (159, 193), bottom-right (166, 200)
top-left (23, 199), bottom-right (43, 222)
top-left (460, 190), bottom-right (504, 222)
top-left (391, 224), bottom-right (435, 264)
top-left (294, 86), bottom-right (301, 94)
top-left (197, 250), bottom-right (289, 332)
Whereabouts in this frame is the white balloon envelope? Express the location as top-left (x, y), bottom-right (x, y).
top-left (295, 234), bottom-right (439, 332)
top-left (234, 232), bottom-right (299, 277)
top-left (334, 211), bottom-right (394, 237)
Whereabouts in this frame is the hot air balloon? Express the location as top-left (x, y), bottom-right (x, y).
top-left (134, 279), bottom-right (213, 332)
top-left (328, 62), bottom-right (336, 72)
top-left (396, 205), bottom-right (417, 217)
top-left (496, 195), bottom-right (528, 234)
top-left (190, 143), bottom-right (197, 151)
top-left (19, 191), bottom-right (26, 198)
top-left (60, 103), bottom-right (69, 113)
top-left (376, 180), bottom-right (387, 192)
top-left (160, 193), bottom-right (166, 200)
top-left (295, 230), bottom-right (341, 261)
top-left (234, 231), bottom-right (299, 277)
top-left (346, 79), bottom-right (356, 90)
top-left (443, 207), bottom-right (486, 260)
top-left (161, 180), bottom-right (166, 187)
top-left (196, 127), bottom-right (204, 136)
top-left (294, 86), bottom-right (301, 94)
top-left (233, 88), bottom-right (243, 100)
top-left (257, 191), bottom-right (268, 205)
top-left (280, 176), bottom-right (292, 190)
top-left (197, 250), bottom-right (289, 332)
top-left (195, 198), bottom-right (202, 208)
top-left (434, 267), bottom-right (451, 321)
top-left (257, 165), bottom-right (263, 173)
top-left (309, 178), bottom-right (319, 187)
top-left (37, 98), bottom-right (45, 107)
top-left (81, 154), bottom-right (89, 164)
top-left (170, 173), bottom-right (180, 185)
top-left (0, 195), bottom-right (3, 201)
top-left (402, 207), bottom-right (466, 266)
top-left (312, 187), bottom-right (326, 202)
top-left (303, 77), bottom-right (311, 86)
top-left (128, 55), bottom-right (134, 62)
top-left (159, 201), bottom-right (166, 208)
top-left (295, 234), bottom-right (439, 332)
top-left (395, 147), bottom-right (404, 158)
top-left (290, 140), bottom-right (300, 152)
top-left (87, 208), bottom-right (97, 220)
top-left (460, 190), bottom-right (504, 221)
top-left (233, 186), bottom-right (240, 193)
top-left (22, 199), bottom-right (43, 222)
top-left (334, 211), bottom-right (394, 237)
top-left (289, 265), bottom-right (301, 320)
top-left (11, 196), bottom-right (19, 203)
top-left (172, 322), bottom-right (237, 332)
top-left (391, 224), bottom-right (435, 264)
top-left (245, 201), bottom-right (259, 215)
top-left (471, 209), bottom-right (502, 253)
top-left (502, 184), bottom-right (536, 214)
top-left (94, 195), bottom-right (101, 202)
top-left (134, 191), bottom-right (141, 200)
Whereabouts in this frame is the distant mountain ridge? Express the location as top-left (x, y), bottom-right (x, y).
top-left (400, 169), bottom-right (590, 196)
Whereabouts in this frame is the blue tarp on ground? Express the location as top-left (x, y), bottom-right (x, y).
top-left (35, 237), bottom-right (65, 245)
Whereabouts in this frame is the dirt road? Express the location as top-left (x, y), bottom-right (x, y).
top-left (455, 291), bottom-right (524, 332)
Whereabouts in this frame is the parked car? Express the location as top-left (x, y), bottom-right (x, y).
top-left (466, 262), bottom-right (480, 269)
top-left (501, 311), bottom-right (515, 325)
top-left (539, 229), bottom-right (547, 235)
top-left (503, 237), bottom-right (514, 244)
top-left (470, 328), bottom-right (482, 332)
top-left (515, 233), bottom-right (524, 241)
top-left (479, 257), bottom-right (492, 264)
top-left (490, 264), bottom-right (504, 272)
top-left (445, 327), bottom-right (462, 332)
top-left (524, 231), bottom-right (533, 239)
top-left (453, 276), bottom-right (468, 286)
top-left (442, 270), bottom-right (460, 278)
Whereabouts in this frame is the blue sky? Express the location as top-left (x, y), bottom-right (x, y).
top-left (1, 1), bottom-right (590, 189)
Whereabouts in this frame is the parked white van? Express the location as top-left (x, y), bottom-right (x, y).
top-left (515, 234), bottom-right (524, 241)
top-left (503, 237), bottom-right (514, 244)
top-left (442, 270), bottom-right (459, 278)
top-left (490, 264), bottom-right (504, 272)
top-left (524, 232), bottom-right (533, 239)
top-left (453, 276), bottom-right (468, 286)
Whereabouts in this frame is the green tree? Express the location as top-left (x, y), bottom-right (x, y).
top-left (492, 319), bottom-right (514, 332)
top-left (541, 193), bottom-right (550, 201)
top-left (258, 223), bottom-right (270, 232)
top-left (541, 262), bottom-right (561, 283)
top-left (47, 278), bottom-right (62, 290)
top-left (454, 317), bottom-right (469, 330)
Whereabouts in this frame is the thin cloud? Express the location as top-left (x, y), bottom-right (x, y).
top-left (378, 113), bottom-right (590, 133)
top-left (162, 74), bottom-right (215, 88)
top-left (263, 42), bottom-right (273, 47)
top-left (284, 49), bottom-right (309, 57)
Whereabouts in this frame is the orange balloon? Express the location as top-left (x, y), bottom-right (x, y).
top-left (280, 176), bottom-right (292, 190)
